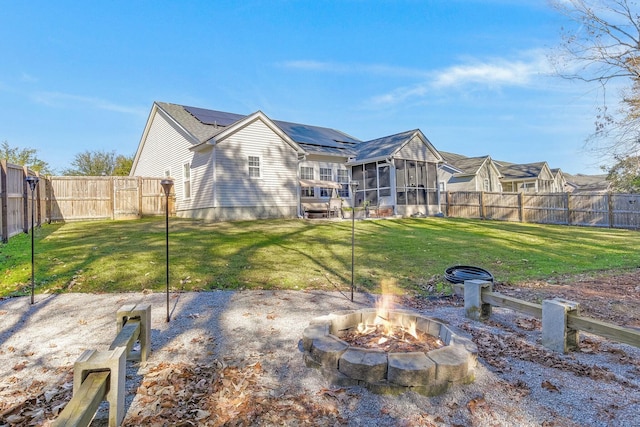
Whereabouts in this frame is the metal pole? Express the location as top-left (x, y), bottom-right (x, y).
top-left (30, 188), bottom-right (35, 305)
top-left (350, 181), bottom-right (358, 302)
top-left (165, 193), bottom-right (170, 322)
top-left (351, 205), bottom-right (355, 301)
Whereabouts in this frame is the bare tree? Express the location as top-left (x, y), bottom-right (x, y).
top-left (551, 0), bottom-right (640, 163)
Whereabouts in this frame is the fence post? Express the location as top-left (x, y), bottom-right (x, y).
top-left (115, 303), bottom-right (151, 363)
top-left (608, 192), bottom-right (615, 228)
top-left (464, 279), bottom-right (493, 320)
top-left (542, 298), bottom-right (580, 353)
top-left (518, 192), bottom-right (524, 223)
top-left (0, 160), bottom-right (7, 243)
top-left (73, 346), bottom-right (126, 427)
top-left (480, 191), bottom-right (486, 219)
top-left (564, 192), bottom-right (571, 225)
top-left (22, 166), bottom-right (29, 233)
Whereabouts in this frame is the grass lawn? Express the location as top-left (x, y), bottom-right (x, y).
top-left (1, 216), bottom-right (639, 298)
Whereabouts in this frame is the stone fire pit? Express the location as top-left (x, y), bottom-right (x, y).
top-left (302, 308), bottom-right (477, 395)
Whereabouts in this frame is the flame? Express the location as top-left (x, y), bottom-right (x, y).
top-left (406, 321), bottom-right (418, 340)
top-left (356, 278), bottom-right (421, 343)
top-left (374, 280), bottom-right (396, 336)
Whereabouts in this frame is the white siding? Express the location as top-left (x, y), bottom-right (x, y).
top-left (215, 120), bottom-right (298, 207)
top-left (131, 110), bottom-right (201, 211)
top-left (396, 136), bottom-right (439, 162)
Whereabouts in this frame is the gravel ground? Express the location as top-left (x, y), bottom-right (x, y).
top-left (1, 290), bottom-right (639, 426)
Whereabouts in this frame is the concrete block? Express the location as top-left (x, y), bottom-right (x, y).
top-left (73, 347), bottom-right (126, 427)
top-left (415, 316), bottom-right (442, 337)
top-left (388, 311), bottom-right (417, 330)
top-left (328, 310), bottom-right (359, 334)
top-left (338, 348), bottom-right (387, 383)
top-left (388, 352), bottom-right (436, 386)
top-left (359, 308), bottom-right (378, 326)
top-left (116, 303), bottom-right (151, 363)
top-left (542, 298), bottom-right (580, 353)
top-left (302, 322), bottom-right (329, 352)
top-left (428, 345), bottom-right (472, 382)
top-left (464, 280), bottom-right (493, 321)
top-left (309, 335), bottom-right (349, 369)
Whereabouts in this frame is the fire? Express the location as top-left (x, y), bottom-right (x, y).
top-left (355, 278), bottom-right (420, 341)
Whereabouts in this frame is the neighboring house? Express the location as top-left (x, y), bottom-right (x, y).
top-left (550, 168), bottom-right (567, 193)
top-left (438, 152), bottom-right (503, 193)
top-left (564, 173), bottom-right (612, 193)
top-left (131, 102), bottom-right (444, 220)
top-left (496, 161), bottom-right (557, 193)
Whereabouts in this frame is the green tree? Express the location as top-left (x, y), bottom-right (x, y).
top-left (113, 154), bottom-right (134, 176)
top-left (63, 150), bottom-right (133, 176)
top-left (0, 140), bottom-right (53, 174)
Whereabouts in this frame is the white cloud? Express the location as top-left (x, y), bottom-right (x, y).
top-left (282, 50), bottom-right (555, 107)
top-left (280, 60), bottom-right (428, 79)
top-left (31, 91), bottom-right (146, 116)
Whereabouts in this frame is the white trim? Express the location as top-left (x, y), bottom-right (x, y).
top-left (248, 155), bottom-right (262, 179)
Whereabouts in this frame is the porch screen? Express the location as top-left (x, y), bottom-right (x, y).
top-left (395, 159), bottom-right (438, 206)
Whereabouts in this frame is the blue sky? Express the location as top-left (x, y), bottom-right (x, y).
top-left (0, 0), bottom-right (606, 175)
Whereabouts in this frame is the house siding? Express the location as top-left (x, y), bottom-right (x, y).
top-left (396, 136), bottom-right (439, 162)
top-left (131, 109), bottom-right (198, 211)
top-left (215, 120), bottom-right (298, 209)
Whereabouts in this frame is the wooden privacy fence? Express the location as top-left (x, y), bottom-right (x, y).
top-left (47, 176), bottom-right (174, 222)
top-left (444, 191), bottom-right (640, 229)
top-left (0, 160), bottom-right (45, 242)
top-left (461, 280), bottom-right (640, 353)
top-left (0, 171), bottom-right (174, 242)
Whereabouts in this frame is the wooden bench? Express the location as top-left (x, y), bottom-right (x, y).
top-left (303, 199), bottom-right (343, 219)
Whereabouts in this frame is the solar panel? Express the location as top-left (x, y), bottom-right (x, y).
top-left (183, 106), bottom-right (245, 126)
top-left (274, 120), bottom-right (360, 148)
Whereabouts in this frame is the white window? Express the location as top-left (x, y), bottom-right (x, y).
top-left (248, 156), bottom-right (261, 178)
top-left (319, 168), bottom-right (333, 197)
top-left (523, 182), bottom-right (537, 193)
top-left (183, 163), bottom-right (191, 199)
top-left (300, 166), bottom-right (314, 180)
top-left (337, 169), bottom-right (349, 198)
top-left (483, 178), bottom-right (490, 192)
top-left (319, 168), bottom-right (332, 181)
top-left (301, 187), bottom-right (314, 197)
top-left (439, 181), bottom-right (446, 192)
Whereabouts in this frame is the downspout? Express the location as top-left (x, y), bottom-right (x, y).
top-left (436, 162), bottom-right (443, 215)
top-left (297, 153), bottom-right (305, 218)
top-left (212, 144), bottom-right (217, 209)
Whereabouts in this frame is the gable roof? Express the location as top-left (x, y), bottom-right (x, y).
top-left (354, 129), bottom-right (442, 162)
top-left (439, 151), bottom-right (496, 177)
top-left (157, 102), bottom-right (360, 156)
top-left (498, 161), bottom-right (550, 180)
top-left (141, 102), bottom-right (444, 166)
top-left (564, 173), bottom-right (611, 192)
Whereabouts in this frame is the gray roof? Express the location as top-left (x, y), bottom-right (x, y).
top-left (156, 102), bottom-right (361, 151)
top-left (499, 162), bottom-right (547, 180)
top-left (156, 102), bottom-right (228, 143)
top-left (564, 173), bottom-right (611, 192)
top-left (440, 151), bottom-right (491, 176)
top-left (354, 130), bottom-right (419, 161)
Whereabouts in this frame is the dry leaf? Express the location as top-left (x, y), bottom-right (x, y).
top-left (542, 380), bottom-right (560, 393)
top-left (467, 396), bottom-right (486, 414)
